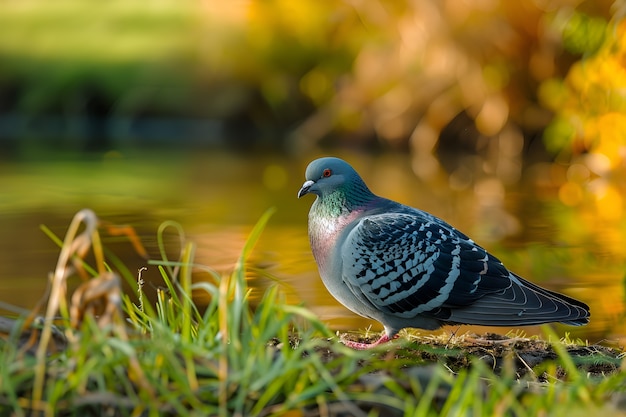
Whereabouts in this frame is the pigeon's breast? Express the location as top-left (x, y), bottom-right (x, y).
top-left (308, 208), bottom-right (363, 277)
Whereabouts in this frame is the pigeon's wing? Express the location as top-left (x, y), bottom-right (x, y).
top-left (438, 271), bottom-right (590, 326)
top-left (341, 212), bottom-right (589, 326)
top-left (341, 212), bottom-right (506, 317)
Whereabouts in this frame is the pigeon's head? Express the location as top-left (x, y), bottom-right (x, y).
top-left (297, 157), bottom-right (366, 199)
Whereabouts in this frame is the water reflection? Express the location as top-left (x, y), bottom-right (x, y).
top-left (0, 151), bottom-right (624, 345)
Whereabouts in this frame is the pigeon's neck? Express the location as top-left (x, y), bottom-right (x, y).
top-left (316, 180), bottom-right (376, 218)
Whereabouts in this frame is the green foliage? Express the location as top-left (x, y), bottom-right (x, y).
top-left (541, 14), bottom-right (626, 161)
top-left (562, 12), bottom-right (608, 55)
top-left (0, 0), bottom-right (197, 118)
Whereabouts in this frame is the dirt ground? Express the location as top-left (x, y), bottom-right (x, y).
top-left (334, 331), bottom-right (624, 377)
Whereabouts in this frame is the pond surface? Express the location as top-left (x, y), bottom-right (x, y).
top-left (0, 149), bottom-right (624, 345)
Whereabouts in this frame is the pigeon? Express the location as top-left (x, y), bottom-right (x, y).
top-left (297, 157), bottom-right (590, 349)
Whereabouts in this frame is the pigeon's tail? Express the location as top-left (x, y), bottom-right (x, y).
top-left (436, 273), bottom-right (590, 327)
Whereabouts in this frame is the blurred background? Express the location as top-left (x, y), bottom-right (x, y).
top-left (1, 0), bottom-right (625, 344)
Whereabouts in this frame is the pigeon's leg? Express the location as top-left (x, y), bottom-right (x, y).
top-left (341, 333), bottom-right (396, 350)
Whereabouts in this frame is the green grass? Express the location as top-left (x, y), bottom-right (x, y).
top-left (0, 208), bottom-right (625, 416)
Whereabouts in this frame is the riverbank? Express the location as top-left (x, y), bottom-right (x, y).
top-left (1, 209), bottom-right (624, 416)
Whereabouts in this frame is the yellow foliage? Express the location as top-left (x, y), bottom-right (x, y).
top-left (595, 183), bottom-right (623, 221)
top-left (540, 14), bottom-right (626, 260)
top-left (543, 17), bottom-right (626, 166)
top-left (558, 181), bottom-right (583, 206)
top-left (593, 113), bottom-right (626, 168)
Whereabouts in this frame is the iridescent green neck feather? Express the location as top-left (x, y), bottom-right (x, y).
top-left (314, 177), bottom-right (375, 219)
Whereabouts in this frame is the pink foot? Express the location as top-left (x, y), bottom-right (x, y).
top-left (341, 333), bottom-right (396, 350)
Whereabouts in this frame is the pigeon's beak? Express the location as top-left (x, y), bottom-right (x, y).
top-left (298, 180), bottom-right (315, 198)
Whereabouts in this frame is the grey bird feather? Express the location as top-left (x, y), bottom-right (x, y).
top-left (298, 157), bottom-right (590, 349)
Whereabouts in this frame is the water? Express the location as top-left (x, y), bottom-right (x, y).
top-left (0, 150), bottom-right (623, 345)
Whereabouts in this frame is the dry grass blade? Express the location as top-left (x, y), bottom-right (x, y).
top-left (69, 271), bottom-right (122, 328)
top-left (25, 209), bottom-right (152, 414)
top-left (32, 209), bottom-right (99, 412)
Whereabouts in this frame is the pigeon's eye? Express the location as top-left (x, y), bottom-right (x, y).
top-left (322, 169), bottom-right (332, 178)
